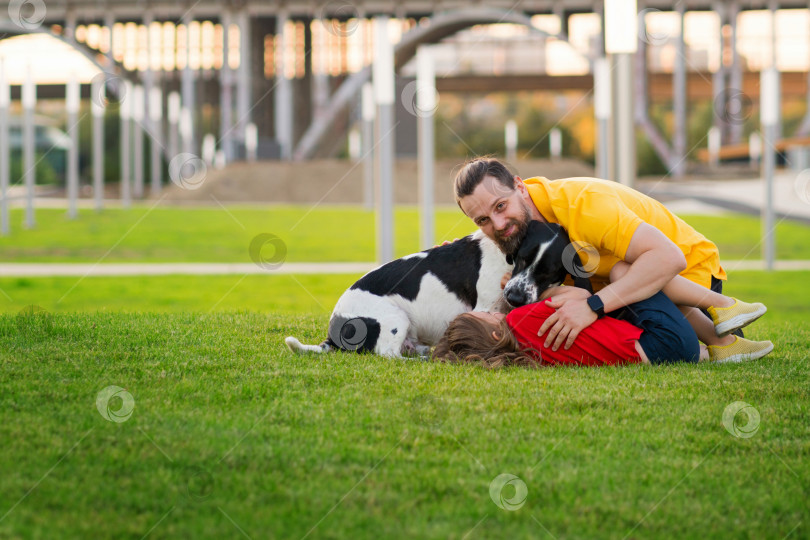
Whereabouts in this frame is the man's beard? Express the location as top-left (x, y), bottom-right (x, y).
top-left (493, 203), bottom-right (532, 255)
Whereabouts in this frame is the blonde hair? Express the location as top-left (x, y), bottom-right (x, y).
top-left (432, 313), bottom-right (540, 369)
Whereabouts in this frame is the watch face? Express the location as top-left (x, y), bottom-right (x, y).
top-left (587, 295), bottom-right (605, 316)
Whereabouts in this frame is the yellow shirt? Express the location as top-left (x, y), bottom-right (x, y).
top-left (524, 176), bottom-right (726, 289)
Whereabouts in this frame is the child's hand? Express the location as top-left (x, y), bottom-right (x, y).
top-left (500, 271), bottom-right (512, 289)
top-left (433, 238), bottom-right (459, 248)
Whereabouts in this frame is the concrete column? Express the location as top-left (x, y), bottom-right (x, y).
top-left (712, 1), bottom-right (727, 145)
top-left (312, 17), bottom-right (330, 121)
top-left (796, 0), bottom-right (810, 136)
top-left (593, 57), bottom-right (610, 180)
top-left (64, 9), bottom-right (77, 41)
top-left (23, 64), bottom-right (35, 228)
top-left (373, 16), bottom-right (395, 264)
top-left (133, 85), bottom-right (145, 199)
top-left (761, 68), bottom-right (778, 271)
top-left (181, 12), bottom-right (196, 154)
top-left (91, 77), bottom-right (105, 211)
top-left (672, 3), bottom-right (687, 177)
top-left (104, 12), bottom-right (115, 66)
top-left (66, 73), bottom-right (80, 219)
top-left (769, 0), bottom-right (782, 139)
top-left (120, 81), bottom-right (132, 209)
top-left (416, 46), bottom-right (435, 251)
top-left (236, 7), bottom-right (252, 150)
top-left (274, 9), bottom-right (293, 159)
top-left (0, 59), bottom-right (9, 235)
top-left (149, 87), bottom-right (163, 195)
top-left (167, 91), bottom-right (180, 160)
top-left (605, 0), bottom-right (637, 186)
top-left (361, 82), bottom-right (374, 210)
top-left (728, 0), bottom-right (744, 144)
top-left (614, 53), bottom-right (635, 186)
top-left (220, 9), bottom-right (234, 162)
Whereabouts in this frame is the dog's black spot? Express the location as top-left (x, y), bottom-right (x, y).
top-left (326, 316), bottom-right (381, 353)
top-left (391, 328), bottom-right (398, 335)
top-left (350, 236), bottom-right (487, 309)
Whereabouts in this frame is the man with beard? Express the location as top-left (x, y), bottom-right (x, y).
top-left (454, 156), bottom-right (772, 363)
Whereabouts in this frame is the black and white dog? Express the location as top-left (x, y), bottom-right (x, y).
top-left (285, 231), bottom-right (512, 358)
top-left (502, 221), bottom-right (593, 307)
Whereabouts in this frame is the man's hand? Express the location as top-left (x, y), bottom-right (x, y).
top-left (538, 288), bottom-right (597, 351)
top-left (500, 271), bottom-right (512, 289)
top-left (434, 238), bottom-right (460, 248)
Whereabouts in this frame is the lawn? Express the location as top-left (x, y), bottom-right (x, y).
top-left (0, 206), bottom-right (808, 263)
top-left (1, 205), bottom-right (808, 539)
top-left (1, 304), bottom-right (808, 539)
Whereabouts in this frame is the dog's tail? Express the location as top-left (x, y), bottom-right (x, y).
top-left (285, 336), bottom-right (333, 354)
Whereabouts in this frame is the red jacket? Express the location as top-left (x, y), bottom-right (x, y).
top-left (506, 300), bottom-right (643, 366)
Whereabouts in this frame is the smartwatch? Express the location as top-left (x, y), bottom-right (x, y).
top-left (586, 294), bottom-right (606, 319)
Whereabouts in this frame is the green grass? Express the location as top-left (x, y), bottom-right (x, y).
top-left (2, 205), bottom-right (808, 538)
top-left (0, 206), bottom-right (477, 263)
top-left (2, 270), bottom-right (808, 318)
top-left (0, 206), bottom-right (808, 263)
top-left (1, 307), bottom-right (808, 539)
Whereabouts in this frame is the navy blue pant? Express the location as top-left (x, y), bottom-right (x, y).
top-left (611, 291), bottom-right (700, 365)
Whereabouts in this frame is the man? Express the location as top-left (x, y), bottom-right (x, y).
top-left (454, 156), bottom-right (773, 363)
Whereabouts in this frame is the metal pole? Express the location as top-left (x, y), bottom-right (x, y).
top-left (0, 59), bottom-right (9, 235)
top-left (373, 16), bottom-right (395, 264)
top-left (245, 123), bottom-right (258, 161)
top-left (181, 12), bottom-right (196, 154)
top-left (549, 128), bottom-right (562, 161)
top-left (274, 9), bottom-right (293, 159)
top-left (594, 57), bottom-right (610, 180)
top-left (236, 7), bottom-right (252, 150)
top-left (120, 81), bottom-right (132, 209)
top-left (220, 9), bottom-right (233, 162)
top-left (416, 45), bottom-right (435, 251)
top-left (615, 52), bottom-right (635, 187)
top-left (505, 120), bottom-right (517, 163)
top-left (149, 87), bottom-right (163, 195)
top-left (605, 0), bottom-right (637, 187)
top-left (91, 76), bottom-right (104, 211)
top-left (167, 91), bottom-right (180, 160)
top-left (66, 72), bottom-right (80, 219)
top-left (23, 64), bottom-right (35, 228)
top-left (132, 85), bottom-right (145, 199)
top-left (361, 82), bottom-right (374, 210)
top-left (761, 68), bottom-right (778, 271)
top-left (672, 3), bottom-right (687, 177)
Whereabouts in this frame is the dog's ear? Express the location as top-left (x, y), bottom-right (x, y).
top-left (505, 253), bottom-right (514, 265)
top-left (570, 251), bottom-right (594, 293)
top-left (572, 274), bottom-right (593, 293)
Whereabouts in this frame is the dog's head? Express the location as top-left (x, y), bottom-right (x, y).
top-left (502, 221), bottom-right (593, 307)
